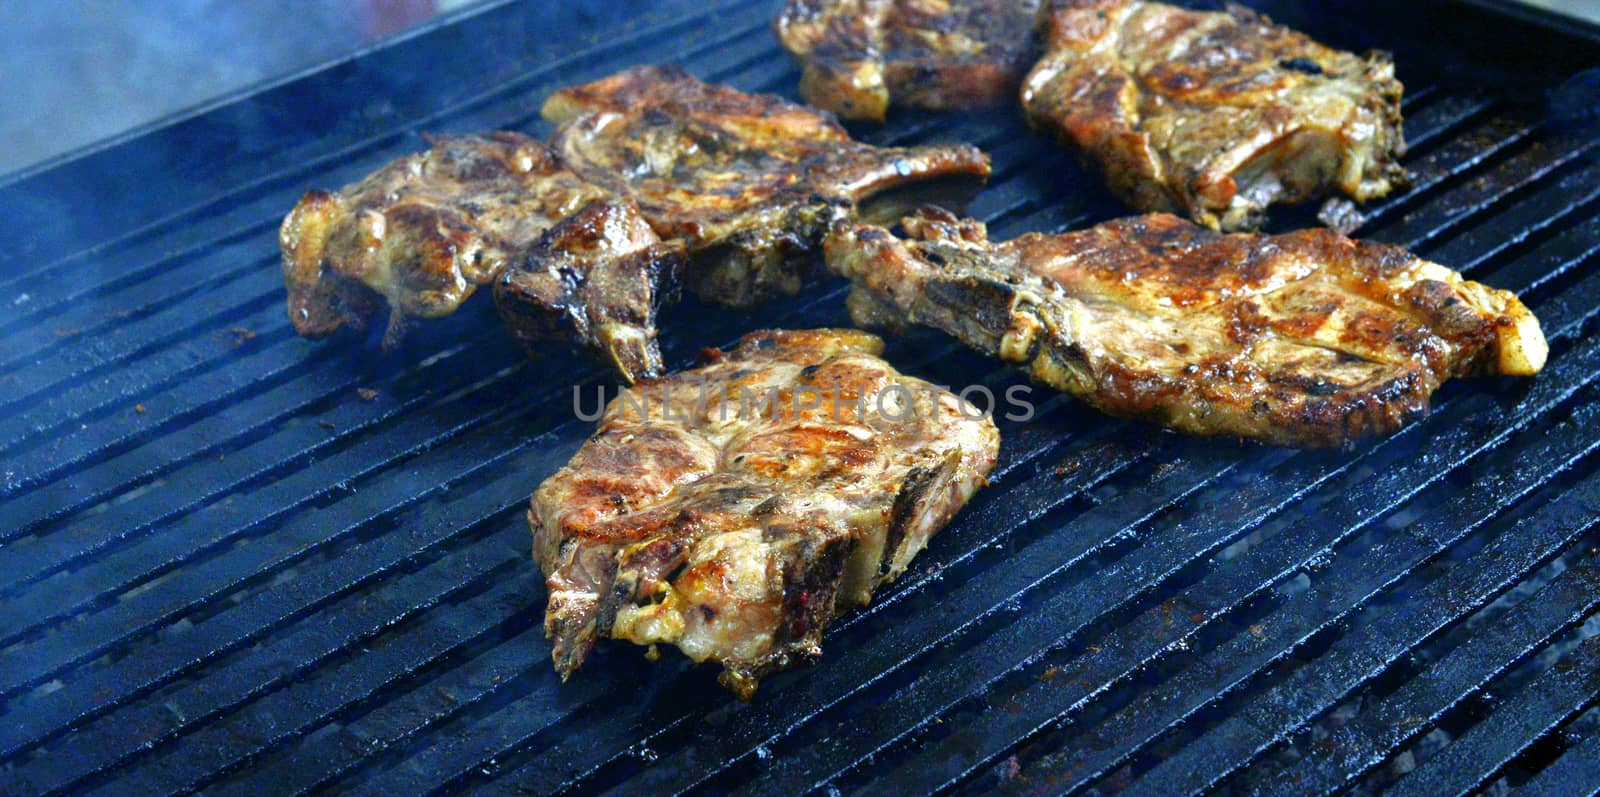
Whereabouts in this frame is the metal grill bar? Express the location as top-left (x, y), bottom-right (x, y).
top-left (1084, 420), bottom-right (1600, 795)
top-left (1385, 635), bottom-right (1600, 797)
top-left (1234, 551), bottom-right (1600, 793)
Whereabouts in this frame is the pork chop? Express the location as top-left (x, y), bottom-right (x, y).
top-left (543, 65), bottom-right (992, 307)
top-left (531, 328), bottom-right (999, 696)
top-left (826, 209), bottom-right (1545, 447)
top-left (1021, 0), bottom-right (1409, 231)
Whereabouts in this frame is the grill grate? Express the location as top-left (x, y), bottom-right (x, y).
top-left (2, 1), bottom-right (1598, 795)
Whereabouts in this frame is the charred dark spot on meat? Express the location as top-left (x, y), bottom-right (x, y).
top-left (1279, 57), bottom-right (1325, 75)
top-left (494, 199), bottom-right (685, 383)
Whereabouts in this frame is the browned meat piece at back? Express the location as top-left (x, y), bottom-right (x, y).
top-left (827, 210), bottom-right (1546, 447)
top-left (531, 328), bottom-right (999, 697)
top-left (543, 65), bottom-right (991, 307)
top-left (280, 132), bottom-right (608, 346)
top-left (1021, 0), bottom-right (1410, 231)
top-left (775, 0), bottom-right (1044, 121)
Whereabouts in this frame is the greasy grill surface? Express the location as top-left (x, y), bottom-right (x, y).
top-left (1, 1), bottom-right (1597, 794)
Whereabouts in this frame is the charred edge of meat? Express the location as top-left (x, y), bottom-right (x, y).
top-left (280, 189), bottom-right (385, 340)
top-left (719, 529), bottom-right (855, 699)
top-left (494, 199), bottom-right (686, 384)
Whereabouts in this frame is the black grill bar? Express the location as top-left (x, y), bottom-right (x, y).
top-left (3, 1), bottom-right (1599, 795)
top-left (1235, 544), bottom-right (1600, 793)
top-left (1517, 717), bottom-right (1600, 797)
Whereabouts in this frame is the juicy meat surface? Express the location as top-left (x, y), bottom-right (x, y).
top-left (543, 65), bottom-right (992, 307)
top-left (494, 199), bottom-right (686, 384)
top-left (1021, 0), bottom-right (1409, 231)
top-left (775, 0), bottom-right (1044, 121)
top-left (280, 132), bottom-right (608, 345)
top-left (827, 210), bottom-right (1546, 447)
top-left (531, 328), bottom-right (999, 697)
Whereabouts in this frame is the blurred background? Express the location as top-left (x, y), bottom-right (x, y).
top-left (0, 0), bottom-right (1595, 178)
top-left (0, 0), bottom-right (488, 177)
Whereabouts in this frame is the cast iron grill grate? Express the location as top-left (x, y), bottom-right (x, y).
top-left (0, 1), bottom-right (1597, 794)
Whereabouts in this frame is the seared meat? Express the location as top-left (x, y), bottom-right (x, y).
top-left (494, 200), bottom-right (686, 384)
top-left (281, 132), bottom-right (609, 346)
top-left (827, 210), bottom-right (1546, 447)
top-left (543, 65), bottom-right (991, 307)
top-left (775, 0), bottom-right (1044, 121)
top-left (532, 328), bottom-right (998, 697)
top-left (1021, 0), bottom-right (1409, 231)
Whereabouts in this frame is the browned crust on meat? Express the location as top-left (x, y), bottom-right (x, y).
top-left (775, 0), bottom-right (1045, 121)
top-left (1021, 0), bottom-right (1410, 231)
top-left (826, 210), bottom-right (1545, 447)
top-left (531, 328), bottom-right (999, 696)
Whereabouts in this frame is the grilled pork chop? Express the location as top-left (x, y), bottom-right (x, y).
top-left (281, 132), bottom-right (608, 346)
top-left (532, 328), bottom-right (999, 697)
top-left (542, 65), bottom-right (992, 307)
top-left (494, 199), bottom-right (686, 384)
top-left (1021, 0), bottom-right (1409, 231)
top-left (827, 210), bottom-right (1546, 447)
top-left (774, 0), bottom-right (1044, 121)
